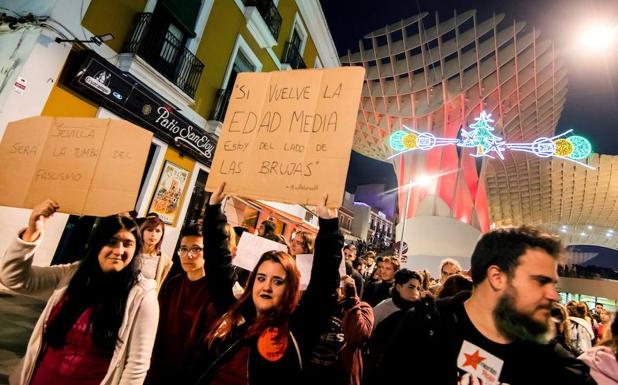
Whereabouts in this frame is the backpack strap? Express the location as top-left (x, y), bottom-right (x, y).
top-left (289, 331), bottom-right (303, 371)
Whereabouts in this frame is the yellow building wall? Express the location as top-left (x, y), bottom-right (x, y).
top-left (193, 1), bottom-right (282, 118)
top-left (80, 0), bottom-right (326, 120)
top-left (82, 0), bottom-right (148, 53)
top-left (193, 0), bottom-right (324, 118)
top-left (193, 1), bottom-right (244, 118)
top-left (41, 84), bottom-right (98, 117)
top-left (303, 36), bottom-right (319, 68)
top-left (276, 0), bottom-right (319, 67)
top-left (274, 0), bottom-right (296, 59)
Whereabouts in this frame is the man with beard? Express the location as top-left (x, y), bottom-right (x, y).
top-left (374, 226), bottom-right (596, 385)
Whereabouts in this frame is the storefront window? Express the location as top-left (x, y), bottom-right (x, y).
top-left (272, 217), bottom-right (284, 234)
top-left (241, 206), bottom-right (259, 231)
top-left (181, 169), bottom-right (210, 228)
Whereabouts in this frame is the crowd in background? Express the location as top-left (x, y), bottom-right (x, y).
top-left (1, 193), bottom-right (618, 385)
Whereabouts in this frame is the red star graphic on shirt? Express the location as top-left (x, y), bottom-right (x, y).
top-left (463, 349), bottom-right (486, 370)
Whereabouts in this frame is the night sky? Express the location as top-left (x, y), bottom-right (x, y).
top-left (321, 0), bottom-right (618, 193)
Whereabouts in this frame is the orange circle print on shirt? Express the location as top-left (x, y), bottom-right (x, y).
top-left (257, 327), bottom-right (288, 362)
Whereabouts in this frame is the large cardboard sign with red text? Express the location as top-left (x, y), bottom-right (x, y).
top-left (205, 67), bottom-right (365, 207)
top-left (0, 116), bottom-right (152, 216)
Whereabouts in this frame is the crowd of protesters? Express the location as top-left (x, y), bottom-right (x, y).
top-left (1, 189), bottom-right (618, 384)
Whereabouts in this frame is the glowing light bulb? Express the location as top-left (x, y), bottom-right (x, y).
top-left (579, 24), bottom-right (618, 54)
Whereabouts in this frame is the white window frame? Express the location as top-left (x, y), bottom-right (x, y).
top-left (314, 56), bottom-right (323, 68)
top-left (222, 34), bottom-right (263, 88)
top-left (188, 0), bottom-right (216, 53)
top-left (144, 0), bottom-right (157, 12)
top-left (289, 12), bottom-right (308, 55)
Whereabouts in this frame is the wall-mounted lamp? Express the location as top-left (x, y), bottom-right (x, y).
top-left (55, 33), bottom-right (114, 46)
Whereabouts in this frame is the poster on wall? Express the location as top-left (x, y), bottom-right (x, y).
top-left (149, 161), bottom-right (190, 225)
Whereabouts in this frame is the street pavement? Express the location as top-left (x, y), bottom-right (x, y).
top-left (0, 292), bottom-right (44, 385)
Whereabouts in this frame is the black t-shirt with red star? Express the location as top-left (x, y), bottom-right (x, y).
top-left (453, 301), bottom-right (594, 385)
top-left (454, 301), bottom-right (532, 385)
top-left (376, 292), bottom-right (596, 385)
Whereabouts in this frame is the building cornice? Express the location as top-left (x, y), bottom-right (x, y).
top-left (295, 0), bottom-right (340, 67)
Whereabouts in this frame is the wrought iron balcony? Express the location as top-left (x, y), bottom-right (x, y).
top-left (246, 0), bottom-right (281, 41)
top-left (210, 88), bottom-right (233, 122)
top-left (282, 42), bottom-right (306, 69)
top-left (123, 13), bottom-right (204, 98)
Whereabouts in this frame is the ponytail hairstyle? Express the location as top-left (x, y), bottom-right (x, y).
top-left (45, 215), bottom-right (142, 350)
top-left (206, 251), bottom-right (300, 349)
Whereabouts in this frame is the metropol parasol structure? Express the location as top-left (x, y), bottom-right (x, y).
top-left (344, 10), bottom-right (618, 273)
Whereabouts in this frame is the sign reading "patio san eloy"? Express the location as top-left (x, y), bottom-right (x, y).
top-left (67, 51), bottom-right (217, 167)
top-left (154, 106), bottom-right (215, 158)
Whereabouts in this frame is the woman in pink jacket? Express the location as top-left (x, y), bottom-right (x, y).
top-left (0, 200), bottom-right (159, 385)
top-left (579, 312), bottom-right (618, 385)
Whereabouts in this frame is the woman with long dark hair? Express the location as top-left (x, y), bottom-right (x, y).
top-left (192, 183), bottom-right (343, 385)
top-left (0, 200), bottom-right (159, 385)
top-left (138, 214), bottom-right (173, 291)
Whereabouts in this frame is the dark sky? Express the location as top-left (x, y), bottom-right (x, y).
top-left (321, 0), bottom-right (618, 193)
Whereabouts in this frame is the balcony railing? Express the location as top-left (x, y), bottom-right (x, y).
top-left (123, 13), bottom-right (204, 98)
top-left (282, 42), bottom-right (306, 69)
top-left (246, 0), bottom-right (281, 41)
top-left (210, 88), bottom-right (233, 122)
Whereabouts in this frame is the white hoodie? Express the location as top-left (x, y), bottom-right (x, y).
top-left (570, 316), bottom-right (595, 354)
top-left (579, 346), bottom-right (618, 385)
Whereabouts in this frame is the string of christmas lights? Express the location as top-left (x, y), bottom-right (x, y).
top-left (389, 111), bottom-right (594, 169)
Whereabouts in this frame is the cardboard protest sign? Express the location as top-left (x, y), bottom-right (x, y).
top-left (295, 253), bottom-right (346, 291)
top-left (205, 67), bottom-right (365, 207)
top-left (233, 232), bottom-right (289, 272)
top-left (0, 116), bottom-right (153, 216)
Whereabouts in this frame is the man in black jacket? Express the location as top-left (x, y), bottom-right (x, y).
top-left (376, 225), bottom-right (597, 385)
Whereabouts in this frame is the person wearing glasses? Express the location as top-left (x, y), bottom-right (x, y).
top-left (145, 225), bottom-right (218, 385)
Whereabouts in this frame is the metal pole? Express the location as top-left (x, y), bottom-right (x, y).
top-left (398, 182), bottom-right (412, 261)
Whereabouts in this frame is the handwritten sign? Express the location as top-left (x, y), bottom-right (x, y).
top-left (205, 67), bottom-right (365, 207)
top-left (295, 253), bottom-right (346, 291)
top-left (233, 232), bottom-right (288, 272)
top-left (0, 116), bottom-right (153, 216)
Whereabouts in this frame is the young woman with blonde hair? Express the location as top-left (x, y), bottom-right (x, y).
top-left (138, 214), bottom-right (172, 291)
